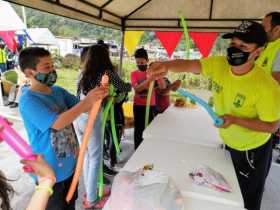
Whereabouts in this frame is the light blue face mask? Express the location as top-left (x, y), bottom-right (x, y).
top-left (34, 70), bottom-right (57, 86)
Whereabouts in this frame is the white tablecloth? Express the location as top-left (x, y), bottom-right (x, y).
top-left (183, 197), bottom-right (246, 210)
top-left (143, 106), bottom-right (223, 147)
top-left (103, 196), bottom-right (246, 210)
top-left (122, 139), bottom-right (244, 207)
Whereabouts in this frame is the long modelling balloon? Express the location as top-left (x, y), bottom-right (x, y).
top-left (98, 157), bottom-right (104, 198)
top-left (176, 88), bottom-right (224, 126)
top-left (101, 98), bottom-right (113, 142)
top-left (110, 104), bottom-right (120, 154)
top-left (101, 85), bottom-right (120, 154)
top-left (145, 81), bottom-right (154, 128)
top-left (0, 116), bottom-right (35, 159)
top-left (98, 96), bottom-right (112, 198)
top-left (179, 12), bottom-right (191, 59)
top-left (0, 116), bottom-right (36, 172)
top-left (98, 85), bottom-right (120, 198)
top-left (66, 74), bottom-right (109, 203)
top-left (98, 99), bottom-right (111, 198)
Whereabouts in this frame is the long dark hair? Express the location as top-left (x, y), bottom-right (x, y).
top-left (78, 44), bottom-right (113, 95)
top-left (0, 171), bottom-right (14, 210)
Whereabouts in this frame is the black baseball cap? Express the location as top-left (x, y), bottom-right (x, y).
top-left (222, 21), bottom-right (267, 46)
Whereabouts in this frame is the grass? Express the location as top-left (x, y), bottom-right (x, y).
top-left (56, 68), bottom-right (79, 94)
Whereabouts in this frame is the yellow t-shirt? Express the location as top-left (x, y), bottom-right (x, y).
top-left (255, 38), bottom-right (280, 74)
top-left (200, 56), bottom-right (280, 151)
top-left (0, 48), bottom-right (7, 63)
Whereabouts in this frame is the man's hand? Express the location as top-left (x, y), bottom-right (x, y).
top-left (171, 79), bottom-right (181, 91)
top-left (147, 62), bottom-right (168, 80)
top-left (217, 114), bottom-right (236, 128)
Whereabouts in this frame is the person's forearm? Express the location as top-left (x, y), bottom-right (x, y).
top-left (156, 78), bottom-right (167, 89)
top-left (164, 59), bottom-right (202, 74)
top-left (170, 82), bottom-right (180, 91)
top-left (26, 180), bottom-right (54, 210)
top-left (233, 117), bottom-right (279, 133)
top-left (134, 79), bottom-right (151, 93)
top-left (52, 100), bottom-right (87, 130)
top-left (26, 189), bottom-right (50, 210)
top-left (157, 85), bottom-right (172, 95)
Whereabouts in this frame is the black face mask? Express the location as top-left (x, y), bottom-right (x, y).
top-left (226, 46), bottom-right (250, 66)
top-left (137, 64), bottom-right (148, 71)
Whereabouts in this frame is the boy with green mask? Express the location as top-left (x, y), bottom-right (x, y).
top-left (18, 47), bottom-right (108, 210)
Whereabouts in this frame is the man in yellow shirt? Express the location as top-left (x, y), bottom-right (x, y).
top-left (256, 12), bottom-right (280, 83)
top-left (147, 21), bottom-right (280, 210)
top-left (0, 43), bottom-right (7, 73)
top-left (257, 12), bottom-right (280, 164)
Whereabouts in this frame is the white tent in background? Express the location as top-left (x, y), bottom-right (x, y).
top-left (26, 28), bottom-right (58, 46)
top-left (0, 0), bottom-right (26, 31)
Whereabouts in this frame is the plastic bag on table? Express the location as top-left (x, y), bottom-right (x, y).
top-left (189, 165), bottom-right (232, 192)
top-left (103, 169), bottom-right (184, 210)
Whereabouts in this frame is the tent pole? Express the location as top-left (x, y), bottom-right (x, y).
top-left (21, 6), bottom-right (27, 26)
top-left (118, 18), bottom-right (125, 77)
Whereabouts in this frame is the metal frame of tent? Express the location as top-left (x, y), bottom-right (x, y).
top-left (5, 0), bottom-right (280, 72)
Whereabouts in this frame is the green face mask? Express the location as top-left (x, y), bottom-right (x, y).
top-left (34, 70), bottom-right (57, 86)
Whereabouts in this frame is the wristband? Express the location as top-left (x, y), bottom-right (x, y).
top-left (35, 185), bottom-right (53, 195)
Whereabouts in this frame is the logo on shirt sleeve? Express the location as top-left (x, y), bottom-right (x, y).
top-left (233, 93), bottom-right (246, 108)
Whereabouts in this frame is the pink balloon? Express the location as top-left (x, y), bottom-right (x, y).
top-left (0, 116), bottom-right (35, 161)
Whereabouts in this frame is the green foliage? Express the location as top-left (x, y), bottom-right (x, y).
top-left (3, 70), bottom-right (18, 84)
top-left (61, 54), bottom-right (80, 70)
top-left (121, 58), bottom-right (136, 82)
top-left (12, 4), bottom-right (121, 41)
top-left (51, 50), bottom-right (63, 69)
top-left (56, 68), bottom-right (79, 94)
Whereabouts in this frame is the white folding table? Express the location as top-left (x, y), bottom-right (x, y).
top-left (143, 106), bottom-right (223, 148)
top-left (122, 139), bottom-right (244, 207)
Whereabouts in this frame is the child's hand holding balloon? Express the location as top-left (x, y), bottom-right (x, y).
top-left (21, 155), bottom-right (56, 187)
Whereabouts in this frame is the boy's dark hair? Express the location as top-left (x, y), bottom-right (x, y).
top-left (266, 12), bottom-right (280, 28)
top-left (19, 47), bottom-right (50, 72)
top-left (134, 48), bottom-right (148, 60)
